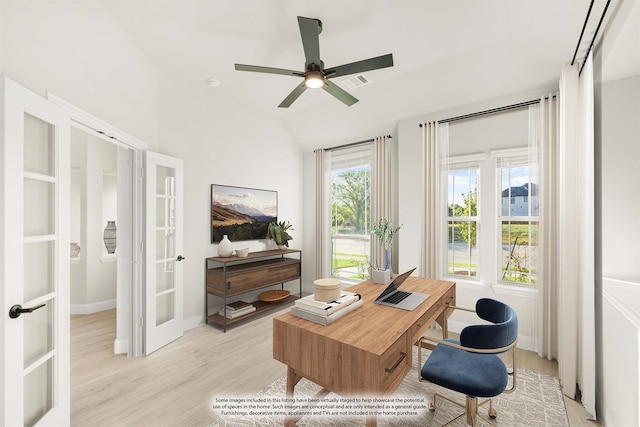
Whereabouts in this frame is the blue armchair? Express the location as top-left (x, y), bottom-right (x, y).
top-left (418, 298), bottom-right (518, 426)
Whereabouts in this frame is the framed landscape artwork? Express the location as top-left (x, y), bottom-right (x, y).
top-left (211, 184), bottom-right (277, 243)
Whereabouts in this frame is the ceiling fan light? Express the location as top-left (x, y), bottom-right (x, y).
top-left (304, 71), bottom-right (325, 89)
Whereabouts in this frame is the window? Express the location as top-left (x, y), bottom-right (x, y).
top-left (443, 149), bottom-right (538, 288)
top-left (497, 152), bottom-right (539, 285)
top-left (329, 145), bottom-right (372, 281)
top-left (447, 166), bottom-right (479, 278)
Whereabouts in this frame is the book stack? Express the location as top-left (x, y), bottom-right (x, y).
top-left (291, 291), bottom-right (363, 325)
top-left (219, 300), bottom-right (256, 319)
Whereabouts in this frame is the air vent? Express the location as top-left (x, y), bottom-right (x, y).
top-left (340, 74), bottom-right (370, 90)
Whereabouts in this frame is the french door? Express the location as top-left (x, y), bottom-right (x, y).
top-left (1, 77), bottom-right (71, 425)
top-left (144, 151), bottom-right (184, 354)
top-left (1, 76), bottom-right (186, 424)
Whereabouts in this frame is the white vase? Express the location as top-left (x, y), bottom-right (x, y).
top-left (371, 269), bottom-right (391, 284)
top-left (218, 234), bottom-right (233, 257)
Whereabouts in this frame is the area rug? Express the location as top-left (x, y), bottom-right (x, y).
top-left (209, 347), bottom-right (568, 427)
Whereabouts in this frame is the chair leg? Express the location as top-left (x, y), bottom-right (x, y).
top-left (478, 398), bottom-right (498, 420)
top-left (430, 392), bottom-right (500, 427)
top-left (487, 398), bottom-right (497, 419)
top-left (476, 398), bottom-right (500, 426)
top-left (430, 392), bottom-right (466, 426)
top-left (465, 397), bottom-right (478, 426)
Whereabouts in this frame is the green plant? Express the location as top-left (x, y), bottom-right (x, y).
top-left (372, 218), bottom-right (402, 249)
top-left (267, 220), bottom-right (294, 247)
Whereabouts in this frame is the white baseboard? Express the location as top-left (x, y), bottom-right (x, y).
top-left (183, 314), bottom-right (204, 331)
top-left (113, 338), bottom-right (128, 355)
top-left (71, 299), bottom-right (116, 315)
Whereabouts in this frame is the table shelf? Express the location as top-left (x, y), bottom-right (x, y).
top-left (205, 249), bottom-right (301, 332)
top-left (207, 294), bottom-right (299, 328)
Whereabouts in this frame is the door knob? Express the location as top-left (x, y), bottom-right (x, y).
top-left (9, 303), bottom-right (45, 319)
top-left (176, 255), bottom-right (185, 261)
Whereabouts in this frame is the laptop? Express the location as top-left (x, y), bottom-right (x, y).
top-left (374, 268), bottom-right (430, 311)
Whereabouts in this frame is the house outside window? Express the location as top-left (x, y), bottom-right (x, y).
top-left (444, 149), bottom-right (538, 288)
top-left (497, 150), bottom-right (539, 285)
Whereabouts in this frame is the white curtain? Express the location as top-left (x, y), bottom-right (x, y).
top-left (371, 135), bottom-right (392, 270)
top-left (532, 94), bottom-right (560, 361)
top-left (421, 122), bottom-right (449, 278)
top-left (314, 149), bottom-right (327, 279)
top-left (535, 52), bottom-right (596, 419)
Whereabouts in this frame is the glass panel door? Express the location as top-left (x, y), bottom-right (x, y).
top-left (144, 151), bottom-right (183, 354)
top-left (2, 77), bottom-right (70, 426)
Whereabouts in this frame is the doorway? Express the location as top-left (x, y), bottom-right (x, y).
top-left (49, 92), bottom-right (147, 357)
top-left (69, 128), bottom-right (119, 319)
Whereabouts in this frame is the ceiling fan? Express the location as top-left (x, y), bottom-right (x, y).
top-left (234, 16), bottom-right (394, 108)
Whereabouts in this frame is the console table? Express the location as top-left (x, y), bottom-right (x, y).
top-left (205, 249), bottom-right (302, 332)
top-left (273, 276), bottom-right (455, 426)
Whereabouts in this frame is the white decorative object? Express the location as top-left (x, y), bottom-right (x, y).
top-left (70, 242), bottom-right (81, 258)
top-left (371, 269), bottom-right (391, 284)
top-left (236, 248), bottom-right (249, 258)
top-left (218, 234), bottom-right (233, 257)
top-left (103, 220), bottom-right (117, 254)
top-left (313, 278), bottom-right (341, 302)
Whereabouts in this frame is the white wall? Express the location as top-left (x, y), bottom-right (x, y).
top-left (0, 1), bottom-right (160, 148)
top-left (596, 74), bottom-right (640, 426)
top-left (156, 73), bottom-right (304, 326)
top-left (597, 75), bottom-right (640, 282)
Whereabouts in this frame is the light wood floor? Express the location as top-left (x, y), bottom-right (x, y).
top-left (71, 309), bottom-right (600, 427)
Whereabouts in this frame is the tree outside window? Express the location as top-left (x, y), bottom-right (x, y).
top-left (448, 168), bottom-right (478, 278)
top-left (330, 159), bottom-right (371, 281)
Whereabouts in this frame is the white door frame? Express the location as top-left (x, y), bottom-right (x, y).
top-left (48, 94), bottom-right (147, 356)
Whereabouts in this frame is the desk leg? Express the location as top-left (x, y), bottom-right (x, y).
top-left (284, 366), bottom-right (302, 427)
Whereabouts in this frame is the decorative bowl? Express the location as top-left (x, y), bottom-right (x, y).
top-left (236, 248), bottom-right (250, 258)
top-left (258, 289), bottom-right (290, 303)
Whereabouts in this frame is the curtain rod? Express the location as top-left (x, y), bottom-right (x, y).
top-left (571, 0), bottom-right (595, 66)
top-left (418, 94), bottom-right (558, 126)
top-left (579, 0), bottom-right (611, 76)
top-left (322, 135), bottom-right (392, 151)
top-left (421, 99), bottom-right (541, 125)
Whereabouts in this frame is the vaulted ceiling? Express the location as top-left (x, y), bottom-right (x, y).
top-left (102, 0), bottom-right (640, 151)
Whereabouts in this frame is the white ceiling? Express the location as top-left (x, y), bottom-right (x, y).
top-left (101, 0), bottom-right (640, 152)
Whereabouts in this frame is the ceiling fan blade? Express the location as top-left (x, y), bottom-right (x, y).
top-left (297, 16), bottom-right (322, 66)
top-left (278, 82), bottom-right (307, 108)
top-left (324, 53), bottom-right (394, 79)
top-left (235, 63), bottom-right (304, 77)
top-left (323, 80), bottom-right (358, 106)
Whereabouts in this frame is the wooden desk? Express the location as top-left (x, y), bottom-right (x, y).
top-left (273, 276), bottom-right (456, 426)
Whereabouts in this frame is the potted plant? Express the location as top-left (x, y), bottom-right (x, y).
top-left (372, 218), bottom-right (402, 277)
top-left (267, 220), bottom-right (294, 248)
